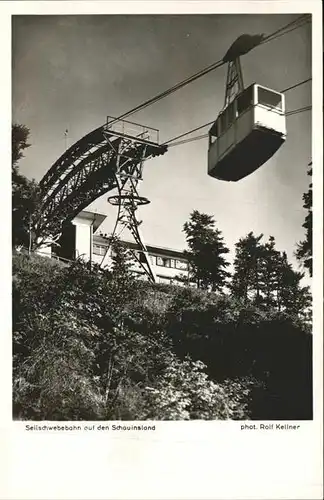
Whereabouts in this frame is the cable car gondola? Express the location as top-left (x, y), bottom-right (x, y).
top-left (208, 35), bottom-right (287, 182)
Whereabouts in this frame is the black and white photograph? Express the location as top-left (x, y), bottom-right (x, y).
top-left (11, 11), bottom-right (315, 423)
top-left (2, 1), bottom-right (323, 499)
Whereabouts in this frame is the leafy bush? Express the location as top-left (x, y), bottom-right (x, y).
top-left (12, 253), bottom-right (312, 420)
top-left (143, 357), bottom-right (254, 420)
top-left (13, 311), bottom-right (104, 420)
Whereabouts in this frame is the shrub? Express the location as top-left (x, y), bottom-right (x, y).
top-left (13, 311), bottom-right (104, 420)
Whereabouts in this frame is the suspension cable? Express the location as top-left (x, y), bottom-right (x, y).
top-left (164, 77), bottom-right (312, 146)
top-left (167, 105), bottom-right (312, 148)
top-left (259, 14), bottom-right (310, 45)
top-left (110, 15), bottom-right (311, 124)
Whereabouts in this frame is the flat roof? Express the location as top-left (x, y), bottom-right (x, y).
top-left (94, 235), bottom-right (186, 259)
top-left (72, 210), bottom-right (107, 231)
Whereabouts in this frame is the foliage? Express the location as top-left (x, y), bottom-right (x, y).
top-left (231, 232), bottom-right (264, 304)
top-left (296, 166), bottom-right (312, 276)
top-left (259, 235), bottom-right (280, 309)
top-left (183, 210), bottom-right (230, 292)
top-left (11, 124), bottom-right (47, 250)
top-left (12, 123), bottom-right (62, 251)
top-left (143, 357), bottom-right (256, 420)
top-left (12, 187), bottom-right (313, 420)
top-left (165, 284), bottom-right (312, 420)
top-left (231, 232), bottom-right (311, 321)
top-left (14, 253), bottom-right (253, 420)
top-left (109, 237), bottom-right (137, 291)
top-left (12, 176), bottom-right (40, 249)
top-left (12, 123), bottom-right (31, 171)
top-left (276, 252), bottom-right (312, 322)
top-left (13, 310), bottom-right (103, 420)
top-left (12, 125), bottom-right (40, 249)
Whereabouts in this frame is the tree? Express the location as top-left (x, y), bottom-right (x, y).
top-left (276, 252), bottom-right (311, 321)
top-left (183, 210), bottom-right (230, 292)
top-left (110, 237), bottom-right (135, 280)
top-left (12, 124), bottom-right (61, 251)
top-left (12, 251), bottom-right (312, 421)
top-left (296, 165), bottom-right (312, 276)
top-left (12, 171), bottom-right (39, 249)
top-left (12, 124), bottom-right (40, 249)
top-left (231, 234), bottom-right (311, 320)
top-left (12, 123), bottom-right (31, 171)
top-left (259, 236), bottom-right (283, 309)
top-left (231, 232), bottom-right (264, 303)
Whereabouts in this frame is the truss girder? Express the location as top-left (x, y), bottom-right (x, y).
top-left (36, 126), bottom-right (167, 238)
top-left (36, 152), bottom-right (117, 236)
top-left (40, 140), bottom-right (119, 212)
top-left (40, 126), bottom-right (106, 191)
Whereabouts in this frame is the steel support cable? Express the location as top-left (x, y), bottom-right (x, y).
top-left (259, 14), bottom-right (311, 46)
top-left (285, 105), bottom-right (312, 116)
top-left (281, 78), bottom-right (312, 94)
top-left (40, 15), bottom-right (310, 191)
top-left (106, 14), bottom-right (311, 125)
top-left (34, 17), bottom-right (312, 262)
top-left (114, 60), bottom-right (224, 122)
top-left (164, 77), bottom-right (312, 146)
top-left (40, 74), bottom-right (312, 234)
top-left (167, 105), bottom-right (312, 148)
top-left (40, 15), bottom-right (310, 197)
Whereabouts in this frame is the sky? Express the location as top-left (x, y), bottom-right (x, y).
top-left (12, 13), bottom-right (312, 269)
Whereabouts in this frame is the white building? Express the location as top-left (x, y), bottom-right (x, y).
top-left (92, 234), bottom-right (189, 284)
top-left (48, 210), bottom-right (189, 285)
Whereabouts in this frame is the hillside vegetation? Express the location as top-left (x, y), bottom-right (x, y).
top-left (13, 252), bottom-right (312, 420)
top-left (12, 124), bottom-right (313, 420)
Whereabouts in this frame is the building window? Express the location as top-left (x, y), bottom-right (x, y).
top-left (93, 244), bottom-right (106, 256)
top-left (156, 256), bottom-right (164, 266)
top-left (156, 256), bottom-right (181, 268)
top-left (157, 257), bottom-right (172, 267)
top-left (175, 259), bottom-right (188, 270)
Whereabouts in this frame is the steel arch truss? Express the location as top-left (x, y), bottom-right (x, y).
top-left (35, 118), bottom-right (167, 241)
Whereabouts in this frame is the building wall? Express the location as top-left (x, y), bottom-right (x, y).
top-left (74, 222), bottom-right (92, 261)
top-left (39, 209), bottom-right (190, 285)
top-left (93, 238), bottom-right (189, 285)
